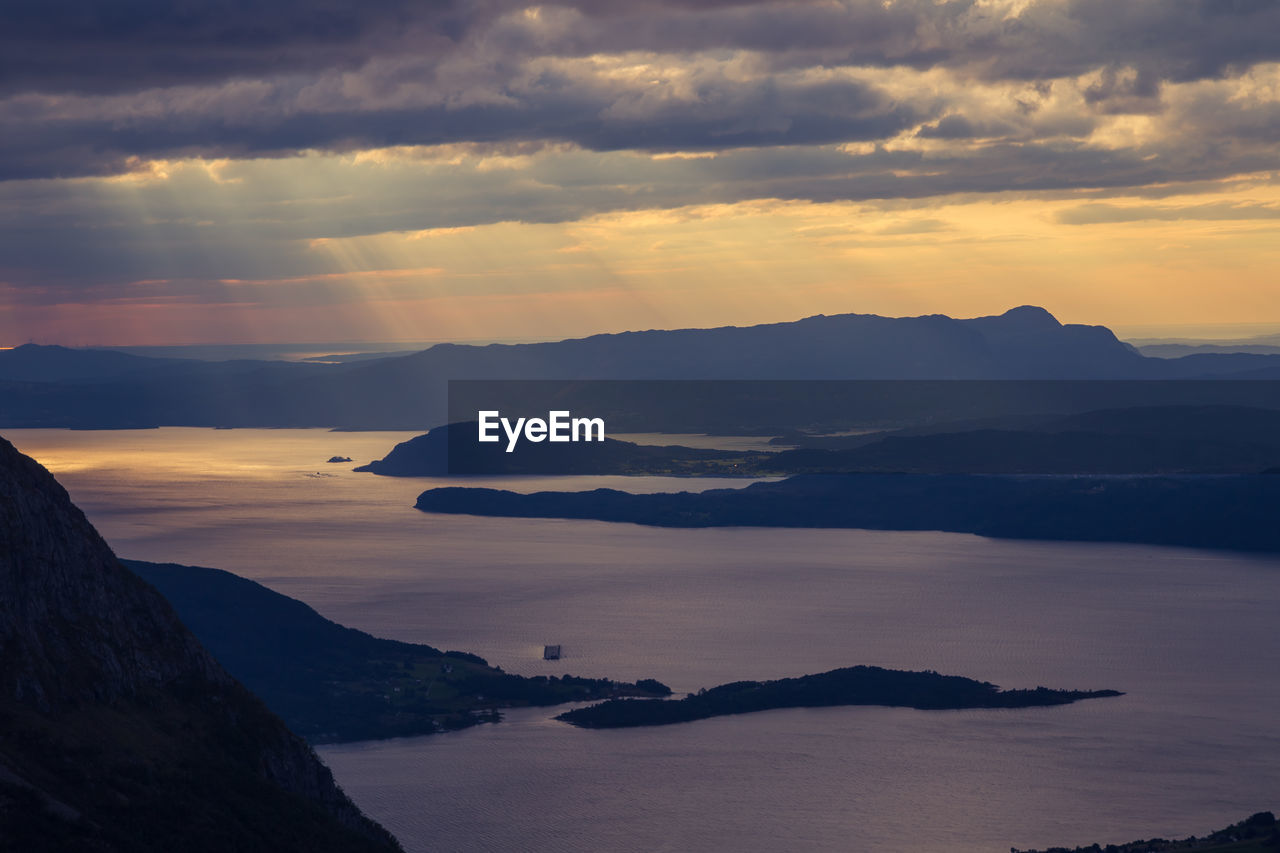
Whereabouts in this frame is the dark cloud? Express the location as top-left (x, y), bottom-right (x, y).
top-left (0, 68), bottom-right (922, 180)
top-left (1082, 66), bottom-right (1164, 114)
top-left (477, 0), bottom-right (1280, 84)
top-left (0, 0), bottom-right (1277, 208)
top-left (0, 0), bottom-right (482, 95)
top-left (5, 1), bottom-right (1280, 95)
top-left (968, 0), bottom-right (1280, 82)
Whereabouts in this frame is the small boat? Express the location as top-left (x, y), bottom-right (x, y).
top-left (543, 645), bottom-right (561, 660)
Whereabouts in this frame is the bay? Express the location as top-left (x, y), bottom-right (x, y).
top-left (7, 428), bottom-right (1278, 852)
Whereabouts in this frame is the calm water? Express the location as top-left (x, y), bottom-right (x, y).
top-left (7, 428), bottom-right (1279, 852)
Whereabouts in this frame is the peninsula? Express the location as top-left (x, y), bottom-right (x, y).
top-left (127, 560), bottom-right (671, 743)
top-left (415, 473), bottom-right (1280, 552)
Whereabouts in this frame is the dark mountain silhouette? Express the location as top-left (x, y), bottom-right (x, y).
top-left (0, 436), bottom-right (400, 853)
top-left (0, 343), bottom-right (339, 384)
top-left (341, 305), bottom-right (1148, 384)
top-left (0, 343), bottom-right (188, 383)
top-left (6, 307), bottom-right (1280, 428)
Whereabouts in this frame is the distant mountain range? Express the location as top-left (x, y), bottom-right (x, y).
top-left (1140, 342), bottom-right (1280, 358)
top-left (1133, 329), bottom-right (1280, 359)
top-left (6, 307), bottom-right (1280, 429)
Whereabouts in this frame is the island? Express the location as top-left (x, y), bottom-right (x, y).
top-left (326, 455), bottom-right (353, 463)
top-left (355, 420), bottom-right (760, 476)
top-left (126, 560), bottom-right (671, 743)
top-left (556, 665), bottom-right (1121, 728)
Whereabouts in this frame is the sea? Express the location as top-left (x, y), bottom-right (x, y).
top-left (6, 427), bottom-right (1278, 853)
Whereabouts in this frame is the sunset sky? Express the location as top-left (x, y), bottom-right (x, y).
top-left (3, 0), bottom-right (1280, 346)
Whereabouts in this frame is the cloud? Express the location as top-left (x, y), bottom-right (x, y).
top-left (0, 56), bottom-right (926, 180)
top-left (2, 0), bottom-right (1280, 328)
top-left (5, 131), bottom-right (1278, 302)
top-left (0, 0), bottom-right (484, 96)
top-left (12, 1), bottom-right (1280, 95)
top-left (2, 0), bottom-right (1280, 182)
top-left (1056, 201), bottom-right (1280, 224)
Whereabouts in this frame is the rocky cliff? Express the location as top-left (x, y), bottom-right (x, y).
top-left (0, 435), bottom-right (400, 853)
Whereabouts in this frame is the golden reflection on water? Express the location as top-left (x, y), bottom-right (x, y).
top-left (2, 427), bottom-right (771, 577)
top-left (8, 427), bottom-right (418, 480)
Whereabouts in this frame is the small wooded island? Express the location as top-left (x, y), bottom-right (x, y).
top-left (556, 665), bottom-right (1121, 728)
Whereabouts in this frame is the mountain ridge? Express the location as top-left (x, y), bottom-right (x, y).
top-left (5, 307), bottom-right (1280, 429)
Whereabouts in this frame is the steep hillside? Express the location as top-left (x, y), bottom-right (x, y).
top-left (0, 436), bottom-right (400, 853)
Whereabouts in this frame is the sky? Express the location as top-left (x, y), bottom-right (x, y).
top-left (2, 0), bottom-right (1280, 346)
